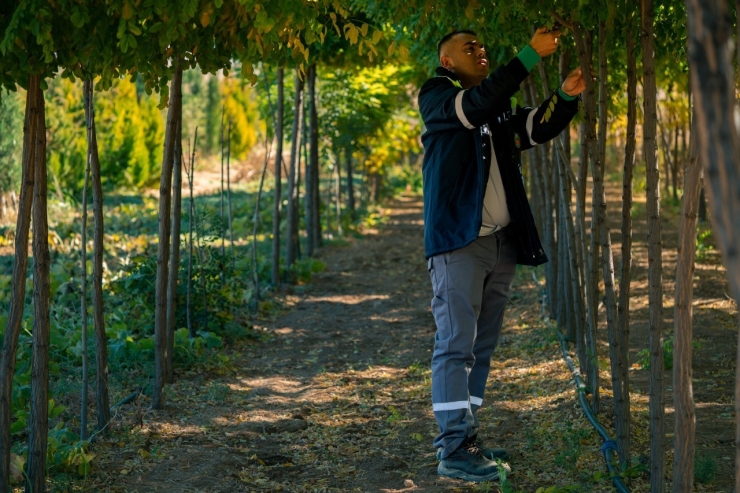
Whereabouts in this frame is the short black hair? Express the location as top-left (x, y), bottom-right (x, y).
top-left (437, 30), bottom-right (478, 58)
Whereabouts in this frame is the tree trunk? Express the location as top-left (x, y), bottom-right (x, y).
top-left (345, 143), bottom-right (355, 221)
top-left (26, 80), bottom-right (50, 493)
top-left (80, 112), bottom-right (91, 443)
top-left (555, 136), bottom-right (587, 374)
top-left (84, 79), bottom-right (110, 430)
top-left (616, 17), bottom-right (637, 470)
top-left (308, 65), bottom-right (321, 250)
top-left (326, 164), bottom-right (333, 230)
top-left (334, 148), bottom-right (343, 235)
top-left (587, 151), bottom-right (601, 410)
top-left (576, 121), bottom-right (597, 396)
top-left (227, 123), bottom-right (234, 269)
top-left (672, 121), bottom-right (701, 493)
top-left (572, 150), bottom-right (590, 379)
top-left (642, 0), bottom-right (666, 490)
top-left (681, 123), bottom-right (687, 184)
top-left (296, 106), bottom-right (305, 262)
top-left (219, 107), bottom-right (226, 264)
top-left (523, 77), bottom-right (544, 233)
top-left (559, 50), bottom-right (578, 342)
top-left (576, 30), bottom-right (604, 350)
top-left (736, 0), bottom-right (740, 89)
top-left (166, 110), bottom-right (183, 384)
top-left (0, 74), bottom-right (39, 493)
top-left (592, 22), bottom-right (628, 472)
top-left (672, 126), bottom-right (679, 202)
top-left (552, 144), bottom-right (569, 334)
top-left (737, 0), bottom-right (740, 91)
top-left (372, 172), bottom-right (381, 203)
top-left (556, 152), bottom-right (567, 331)
top-left (573, 23), bottom-right (601, 414)
top-left (577, 122), bottom-right (589, 217)
top-left (153, 65), bottom-right (183, 410)
top-left (306, 64), bottom-right (316, 257)
top-left (535, 39), bottom-right (558, 320)
top-left (658, 105), bottom-right (675, 200)
top-left (272, 68), bottom-right (284, 287)
top-left (285, 72), bottom-right (304, 276)
top-left (193, 168), bottom-right (208, 326)
top-left (660, 117), bottom-right (672, 199)
top-left (187, 129), bottom-right (198, 339)
top-left (251, 134), bottom-right (271, 310)
top-left (542, 140), bottom-right (556, 316)
top-left (559, 169), bottom-right (577, 340)
top-left (685, 1), bottom-right (740, 490)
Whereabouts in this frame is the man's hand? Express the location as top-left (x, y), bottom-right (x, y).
top-left (529, 26), bottom-right (560, 58)
top-left (561, 67), bottom-right (590, 96)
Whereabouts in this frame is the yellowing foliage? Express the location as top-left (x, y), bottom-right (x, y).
top-left (220, 75), bottom-right (262, 161)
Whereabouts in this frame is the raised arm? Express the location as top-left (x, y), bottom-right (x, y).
top-left (511, 66), bottom-right (586, 151)
top-left (419, 59), bottom-right (529, 135)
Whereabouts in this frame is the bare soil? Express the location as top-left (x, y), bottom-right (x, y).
top-left (71, 189), bottom-right (735, 493)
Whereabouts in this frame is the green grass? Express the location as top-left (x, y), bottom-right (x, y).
top-left (694, 452), bottom-right (718, 484)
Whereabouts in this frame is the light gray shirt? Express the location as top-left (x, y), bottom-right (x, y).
top-left (479, 126), bottom-right (510, 236)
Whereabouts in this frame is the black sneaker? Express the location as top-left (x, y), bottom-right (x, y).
top-left (437, 440), bottom-right (508, 482)
top-left (436, 436), bottom-right (511, 462)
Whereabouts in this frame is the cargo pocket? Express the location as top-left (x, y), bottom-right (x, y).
top-left (428, 255), bottom-right (451, 352)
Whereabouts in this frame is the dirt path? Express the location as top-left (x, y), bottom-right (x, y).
top-left (78, 193), bottom-right (733, 493)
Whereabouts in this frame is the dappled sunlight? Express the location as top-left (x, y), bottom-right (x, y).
top-left (302, 293), bottom-right (390, 305)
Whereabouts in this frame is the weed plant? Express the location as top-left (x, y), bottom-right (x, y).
top-left (554, 422), bottom-right (591, 471)
top-left (695, 227), bottom-right (715, 262)
top-left (694, 451), bottom-right (718, 484)
top-left (635, 335), bottom-right (702, 370)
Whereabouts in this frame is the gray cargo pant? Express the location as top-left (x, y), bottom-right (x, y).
top-left (428, 228), bottom-right (517, 459)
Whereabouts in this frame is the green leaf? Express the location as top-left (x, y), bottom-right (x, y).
top-left (77, 461), bottom-right (92, 476)
top-left (10, 416), bottom-right (27, 434)
top-left (49, 398), bottom-right (66, 420)
top-left (70, 11), bottom-right (85, 28)
top-left (122, 1), bottom-right (133, 20)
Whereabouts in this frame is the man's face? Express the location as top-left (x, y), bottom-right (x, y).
top-left (439, 33), bottom-right (488, 87)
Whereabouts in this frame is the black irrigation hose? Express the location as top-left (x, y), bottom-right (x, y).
top-left (554, 330), bottom-right (630, 493)
top-left (531, 272), bottom-right (630, 493)
top-left (110, 387), bottom-right (143, 414)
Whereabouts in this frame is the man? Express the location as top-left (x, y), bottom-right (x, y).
top-left (418, 28), bottom-right (586, 482)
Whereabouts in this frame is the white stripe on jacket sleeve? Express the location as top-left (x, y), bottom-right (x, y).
top-left (455, 91), bottom-right (476, 130)
top-left (525, 108), bottom-right (539, 146)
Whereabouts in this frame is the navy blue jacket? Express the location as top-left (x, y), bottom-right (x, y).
top-left (418, 59), bottom-right (579, 265)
